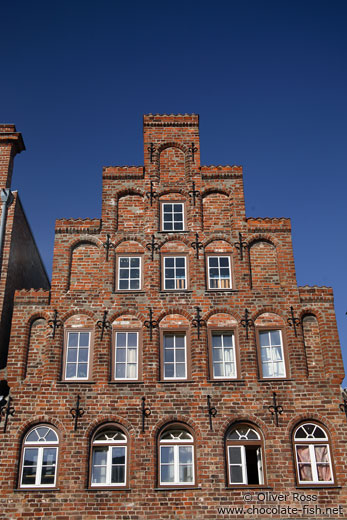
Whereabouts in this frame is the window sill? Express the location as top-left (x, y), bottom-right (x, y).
top-left (15, 488), bottom-right (60, 492)
top-left (154, 486), bottom-right (201, 491)
top-left (295, 485), bottom-right (341, 489)
top-left (86, 487), bottom-right (131, 492)
top-left (226, 486), bottom-right (273, 490)
top-left (108, 381), bottom-right (144, 385)
top-left (205, 289), bottom-right (238, 293)
top-left (207, 379), bottom-right (245, 384)
top-left (160, 380), bottom-right (194, 384)
top-left (158, 231), bottom-right (190, 234)
top-left (57, 381), bottom-right (96, 385)
top-left (258, 378), bottom-right (294, 383)
top-left (113, 291), bottom-right (146, 294)
top-left (159, 290), bottom-right (193, 294)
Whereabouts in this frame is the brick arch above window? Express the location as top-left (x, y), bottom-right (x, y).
top-left (159, 313), bottom-right (190, 328)
top-left (68, 241), bottom-right (101, 292)
top-left (114, 240), bottom-right (145, 254)
top-left (207, 313), bottom-right (238, 328)
top-left (249, 240), bottom-right (280, 288)
top-left (205, 239), bottom-right (234, 253)
top-left (202, 192), bottom-right (231, 232)
top-left (117, 193), bottom-right (145, 232)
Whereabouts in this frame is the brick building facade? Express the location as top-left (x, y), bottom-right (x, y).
top-left (0, 114), bottom-right (346, 519)
top-left (0, 125), bottom-right (50, 367)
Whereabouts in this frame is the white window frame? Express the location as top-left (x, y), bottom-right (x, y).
top-left (91, 430), bottom-right (127, 487)
top-left (228, 445), bottom-right (263, 485)
top-left (20, 426), bottom-right (59, 488)
top-left (65, 330), bottom-right (91, 381)
top-left (226, 426), bottom-right (264, 486)
top-left (207, 256), bottom-right (232, 289)
top-left (162, 202), bottom-right (184, 232)
top-left (163, 333), bottom-right (187, 380)
top-left (114, 331), bottom-right (139, 381)
top-left (294, 423), bottom-right (334, 485)
top-left (211, 332), bottom-right (237, 379)
top-left (159, 431), bottom-right (194, 485)
top-left (163, 256), bottom-right (187, 290)
top-left (117, 256), bottom-right (141, 291)
top-left (259, 329), bottom-right (286, 378)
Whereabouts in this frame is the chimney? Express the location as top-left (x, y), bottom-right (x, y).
top-left (0, 125), bottom-right (25, 189)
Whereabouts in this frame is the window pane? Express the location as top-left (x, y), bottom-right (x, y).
top-left (230, 465), bottom-right (243, 483)
top-left (116, 333), bottom-right (127, 347)
top-left (213, 348), bottom-right (223, 361)
top-left (112, 447), bottom-right (125, 465)
top-left (164, 364), bottom-right (174, 378)
top-left (66, 363), bottom-right (76, 378)
top-left (127, 364), bottom-right (137, 378)
top-left (42, 448), bottom-right (56, 466)
top-left (23, 448), bottom-right (38, 466)
top-left (127, 333), bottom-right (137, 347)
top-left (229, 447), bottom-right (242, 464)
top-left (212, 335), bottom-right (222, 347)
top-left (164, 349), bottom-right (174, 362)
top-left (259, 331), bottom-right (269, 347)
top-left (176, 349), bottom-right (185, 362)
top-left (161, 464), bottom-right (175, 483)
top-left (78, 348), bottom-right (89, 362)
top-left (41, 466), bottom-right (55, 485)
top-left (77, 363), bottom-right (88, 378)
top-left (67, 348), bottom-right (77, 362)
top-left (270, 330), bottom-right (281, 345)
top-left (119, 280), bottom-right (128, 290)
top-left (179, 464), bottom-right (193, 483)
top-left (22, 465), bottom-right (36, 485)
top-left (116, 348), bottom-right (126, 362)
top-left (213, 363), bottom-right (223, 377)
top-left (219, 257), bottom-right (229, 267)
top-left (161, 446), bottom-right (174, 464)
top-left (79, 333), bottom-right (90, 347)
top-left (116, 364), bottom-right (126, 378)
top-left (164, 336), bottom-right (174, 348)
top-left (92, 466), bottom-right (107, 484)
top-left (119, 258), bottom-right (129, 268)
top-left (111, 465), bottom-right (125, 484)
top-left (93, 448), bottom-right (107, 466)
top-left (225, 362), bottom-right (235, 377)
top-left (179, 446), bottom-right (192, 464)
top-left (176, 257), bottom-right (185, 267)
top-left (130, 258), bottom-right (140, 267)
top-left (68, 333), bottom-right (78, 347)
top-left (175, 336), bottom-right (185, 348)
top-left (128, 348), bottom-right (137, 363)
top-left (209, 257), bottom-right (218, 267)
top-left (165, 257), bottom-right (174, 267)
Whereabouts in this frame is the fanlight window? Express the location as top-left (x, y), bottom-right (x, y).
top-left (294, 423), bottom-right (333, 484)
top-left (91, 427), bottom-right (128, 487)
top-left (21, 426), bottom-right (59, 488)
top-left (226, 425), bottom-right (264, 485)
top-left (159, 428), bottom-right (194, 486)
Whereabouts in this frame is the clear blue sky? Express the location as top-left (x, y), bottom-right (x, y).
top-left (1, 0), bottom-right (346, 385)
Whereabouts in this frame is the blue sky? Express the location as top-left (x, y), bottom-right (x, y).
top-left (1, 0), bottom-right (346, 385)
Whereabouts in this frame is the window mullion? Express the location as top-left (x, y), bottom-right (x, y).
top-left (241, 445), bottom-right (247, 484)
top-left (310, 444), bottom-right (318, 482)
top-left (36, 447), bottom-right (43, 486)
top-left (106, 446), bottom-right (112, 485)
top-left (174, 445), bottom-right (179, 484)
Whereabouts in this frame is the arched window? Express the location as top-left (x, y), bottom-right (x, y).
top-left (20, 425), bottom-right (59, 488)
top-left (293, 423), bottom-right (334, 484)
top-left (159, 426), bottom-right (195, 486)
top-left (90, 425), bottom-right (128, 487)
top-left (226, 424), bottom-right (264, 485)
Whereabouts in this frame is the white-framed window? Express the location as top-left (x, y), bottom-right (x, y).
top-left (207, 256), bottom-right (232, 289)
top-left (159, 428), bottom-right (194, 485)
top-left (164, 256), bottom-right (186, 290)
top-left (163, 333), bottom-right (187, 380)
top-left (118, 256), bottom-right (141, 290)
top-left (114, 331), bottom-right (138, 380)
top-left (211, 332), bottom-right (236, 378)
top-left (259, 329), bottom-right (286, 378)
top-left (65, 331), bottom-right (91, 380)
top-left (162, 203), bottom-right (184, 231)
top-left (20, 426), bottom-right (59, 488)
top-left (294, 423), bottom-right (333, 484)
top-left (227, 425), bottom-right (264, 485)
top-left (91, 427), bottom-right (127, 487)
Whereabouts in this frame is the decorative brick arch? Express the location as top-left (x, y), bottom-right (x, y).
top-left (108, 308), bottom-right (146, 325)
top-left (201, 187), bottom-right (232, 199)
top-left (61, 308), bottom-right (97, 324)
top-left (204, 307), bottom-right (242, 323)
top-left (85, 415), bottom-right (135, 440)
top-left (286, 413), bottom-right (337, 442)
top-left (157, 308), bottom-right (193, 324)
top-left (157, 188), bottom-right (189, 199)
top-left (202, 190), bottom-right (232, 232)
top-left (203, 235), bottom-right (234, 249)
top-left (219, 414), bottom-right (270, 439)
top-left (158, 235), bottom-right (191, 250)
top-left (253, 307), bottom-right (286, 322)
top-left (113, 237), bottom-right (147, 251)
top-left (116, 189), bottom-right (145, 232)
top-left (248, 237), bottom-right (280, 289)
top-left (153, 415), bottom-right (201, 443)
top-left (23, 314), bottom-right (49, 380)
top-left (156, 142), bottom-right (190, 183)
top-left (67, 238), bottom-right (102, 292)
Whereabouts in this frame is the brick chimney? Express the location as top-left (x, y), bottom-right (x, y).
top-left (0, 125), bottom-right (25, 189)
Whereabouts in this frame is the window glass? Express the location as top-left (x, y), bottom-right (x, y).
top-left (159, 427), bottom-right (194, 485)
top-left (259, 330), bottom-right (285, 378)
top-left (162, 203), bottom-right (184, 231)
top-left (212, 332), bottom-right (236, 378)
top-left (118, 257), bottom-right (141, 290)
top-left (65, 331), bottom-right (91, 380)
top-left (91, 427), bottom-right (127, 487)
top-left (294, 423), bottom-right (333, 484)
top-left (115, 332), bottom-right (138, 380)
top-left (163, 334), bottom-right (187, 379)
top-left (208, 256), bottom-right (231, 289)
top-left (21, 426), bottom-right (58, 488)
top-left (226, 425), bottom-right (264, 485)
top-left (164, 257), bottom-right (186, 290)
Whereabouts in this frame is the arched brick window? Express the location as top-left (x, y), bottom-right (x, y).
top-left (90, 424), bottom-right (128, 487)
top-left (158, 424), bottom-right (195, 487)
top-left (226, 424), bottom-right (265, 486)
top-left (20, 425), bottom-right (59, 488)
top-left (293, 423), bottom-right (334, 485)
